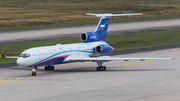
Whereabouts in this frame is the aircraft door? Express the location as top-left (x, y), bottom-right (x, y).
top-left (36, 50), bottom-right (42, 60)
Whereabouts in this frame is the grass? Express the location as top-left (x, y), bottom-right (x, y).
top-left (1, 29), bottom-right (180, 64)
top-left (0, 0), bottom-right (179, 31)
top-left (107, 29), bottom-right (180, 51)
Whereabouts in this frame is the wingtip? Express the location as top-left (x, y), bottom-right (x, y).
top-left (171, 58), bottom-right (175, 60)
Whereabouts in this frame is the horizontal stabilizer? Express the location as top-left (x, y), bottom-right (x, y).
top-left (86, 13), bottom-right (146, 18)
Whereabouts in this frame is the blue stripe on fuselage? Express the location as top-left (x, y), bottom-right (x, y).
top-left (29, 50), bottom-right (93, 67)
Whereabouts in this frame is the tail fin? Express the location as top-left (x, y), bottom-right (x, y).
top-left (95, 17), bottom-right (110, 41)
top-left (86, 13), bottom-right (146, 41)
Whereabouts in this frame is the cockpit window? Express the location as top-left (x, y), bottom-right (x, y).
top-left (19, 53), bottom-right (31, 58)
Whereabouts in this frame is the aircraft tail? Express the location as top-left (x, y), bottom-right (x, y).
top-left (95, 17), bottom-right (110, 41)
top-left (86, 13), bottom-right (146, 41)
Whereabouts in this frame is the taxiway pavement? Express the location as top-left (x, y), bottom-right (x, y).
top-left (0, 47), bottom-right (179, 101)
top-left (0, 18), bottom-right (180, 45)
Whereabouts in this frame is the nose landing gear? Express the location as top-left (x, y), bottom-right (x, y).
top-left (32, 67), bottom-right (37, 76)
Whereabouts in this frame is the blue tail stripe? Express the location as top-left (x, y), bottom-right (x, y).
top-left (104, 19), bottom-right (110, 25)
top-left (98, 30), bottom-right (107, 38)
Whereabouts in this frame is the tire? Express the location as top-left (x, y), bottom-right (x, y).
top-left (45, 66), bottom-right (47, 70)
top-left (104, 66), bottom-right (106, 71)
top-left (34, 72), bottom-right (37, 76)
top-left (47, 66), bottom-right (50, 70)
top-left (100, 67), bottom-right (103, 71)
top-left (32, 72), bottom-right (34, 76)
top-left (96, 67), bottom-right (99, 71)
top-left (52, 66), bottom-right (55, 70)
top-left (102, 67), bottom-right (105, 71)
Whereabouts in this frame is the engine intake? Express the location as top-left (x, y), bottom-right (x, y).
top-left (95, 44), bottom-right (113, 54)
top-left (80, 32), bottom-right (98, 42)
top-left (81, 33), bottom-right (87, 41)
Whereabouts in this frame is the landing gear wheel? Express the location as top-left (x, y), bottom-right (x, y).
top-left (102, 66), bottom-right (105, 71)
top-left (103, 66), bottom-right (106, 71)
top-left (96, 67), bottom-right (99, 71)
top-left (32, 71), bottom-right (37, 76)
top-left (44, 65), bottom-right (55, 71)
top-left (44, 66), bottom-right (48, 70)
top-left (32, 67), bottom-right (37, 76)
top-left (100, 67), bottom-right (103, 71)
top-left (47, 65), bottom-right (50, 70)
top-left (52, 66), bottom-right (55, 70)
top-left (96, 66), bottom-right (107, 71)
top-left (34, 72), bottom-right (37, 76)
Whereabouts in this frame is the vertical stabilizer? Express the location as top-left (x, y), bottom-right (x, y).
top-left (95, 17), bottom-right (110, 41)
top-left (86, 13), bottom-right (146, 42)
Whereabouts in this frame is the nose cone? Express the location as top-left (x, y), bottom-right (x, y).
top-left (17, 58), bottom-right (26, 66)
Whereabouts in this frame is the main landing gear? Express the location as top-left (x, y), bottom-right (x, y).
top-left (96, 62), bottom-right (106, 71)
top-left (32, 67), bottom-right (37, 76)
top-left (44, 65), bottom-right (55, 70)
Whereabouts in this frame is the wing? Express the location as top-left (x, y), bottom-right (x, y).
top-left (0, 54), bottom-right (18, 58)
top-left (64, 56), bottom-right (174, 62)
top-left (5, 56), bottom-right (18, 58)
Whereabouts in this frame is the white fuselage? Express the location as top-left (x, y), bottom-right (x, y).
top-left (17, 41), bottom-right (108, 67)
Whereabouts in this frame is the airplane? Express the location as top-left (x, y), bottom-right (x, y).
top-left (0, 13), bottom-right (175, 76)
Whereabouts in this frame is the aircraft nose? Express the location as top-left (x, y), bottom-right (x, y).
top-left (16, 58), bottom-right (25, 66)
